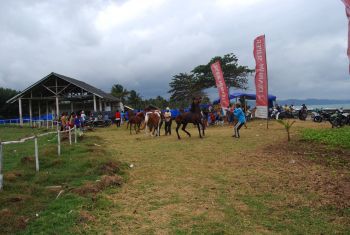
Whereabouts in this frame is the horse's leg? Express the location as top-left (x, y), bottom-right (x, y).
top-left (197, 123), bottom-right (202, 138)
top-left (176, 122), bottom-right (181, 139)
top-left (129, 123), bottom-right (132, 134)
top-left (182, 122), bottom-right (191, 137)
top-left (136, 123), bottom-right (140, 133)
top-left (150, 126), bottom-right (155, 137)
top-left (145, 123), bottom-right (148, 135)
top-left (201, 121), bottom-right (205, 136)
top-left (157, 122), bottom-right (160, 137)
top-left (134, 123), bottom-right (137, 134)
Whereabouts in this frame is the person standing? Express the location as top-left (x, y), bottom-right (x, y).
top-left (115, 110), bottom-right (121, 127)
top-left (164, 107), bottom-right (172, 135)
top-left (60, 112), bottom-right (67, 131)
top-left (233, 103), bottom-right (246, 138)
top-left (80, 111), bottom-right (86, 128)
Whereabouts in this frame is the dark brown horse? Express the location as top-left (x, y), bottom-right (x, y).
top-left (175, 97), bottom-right (205, 139)
top-left (129, 112), bottom-right (145, 134)
top-left (126, 110), bottom-right (135, 130)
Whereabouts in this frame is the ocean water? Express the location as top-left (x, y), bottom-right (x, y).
top-left (306, 103), bottom-right (350, 110)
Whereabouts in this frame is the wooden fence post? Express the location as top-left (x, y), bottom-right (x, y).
top-left (34, 137), bottom-right (39, 172)
top-left (74, 125), bottom-right (77, 144)
top-left (0, 141), bottom-right (3, 191)
top-left (69, 126), bottom-right (72, 145)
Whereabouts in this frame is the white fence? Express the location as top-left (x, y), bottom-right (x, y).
top-left (0, 119), bottom-right (59, 129)
top-left (0, 126), bottom-right (80, 191)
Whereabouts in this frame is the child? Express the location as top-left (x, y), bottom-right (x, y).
top-left (233, 103), bottom-right (246, 138)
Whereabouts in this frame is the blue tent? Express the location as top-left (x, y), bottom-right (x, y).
top-left (213, 92), bottom-right (276, 105)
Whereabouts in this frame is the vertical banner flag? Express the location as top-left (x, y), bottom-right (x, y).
top-left (253, 35), bottom-right (269, 118)
top-left (342, 0), bottom-right (350, 74)
top-left (211, 61), bottom-right (229, 108)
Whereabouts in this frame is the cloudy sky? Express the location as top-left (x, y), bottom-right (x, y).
top-left (0, 0), bottom-right (349, 100)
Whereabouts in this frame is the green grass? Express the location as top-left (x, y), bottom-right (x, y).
top-left (1, 121), bottom-right (350, 234)
top-left (0, 127), bottom-right (127, 234)
top-left (301, 126), bottom-right (350, 149)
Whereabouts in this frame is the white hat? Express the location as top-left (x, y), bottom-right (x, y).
top-left (166, 107), bottom-right (170, 110)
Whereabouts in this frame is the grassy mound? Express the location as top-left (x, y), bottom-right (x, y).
top-left (0, 127), bottom-right (127, 234)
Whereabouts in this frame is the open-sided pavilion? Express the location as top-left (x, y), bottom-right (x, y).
top-left (7, 72), bottom-right (121, 126)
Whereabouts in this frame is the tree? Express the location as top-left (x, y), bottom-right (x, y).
top-left (144, 96), bottom-right (169, 109)
top-left (127, 90), bottom-right (143, 109)
top-left (0, 87), bottom-right (20, 119)
top-left (168, 73), bottom-right (207, 107)
top-left (111, 84), bottom-right (129, 103)
top-left (192, 53), bottom-right (254, 90)
top-left (277, 119), bottom-right (296, 142)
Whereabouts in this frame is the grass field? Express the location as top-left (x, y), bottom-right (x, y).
top-left (0, 121), bottom-right (349, 234)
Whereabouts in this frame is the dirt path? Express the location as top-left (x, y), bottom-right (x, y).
top-left (81, 120), bottom-right (349, 234)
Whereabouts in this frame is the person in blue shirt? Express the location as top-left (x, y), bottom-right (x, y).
top-left (233, 103), bottom-right (246, 138)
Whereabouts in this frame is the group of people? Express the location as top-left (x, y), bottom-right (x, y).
top-left (204, 103), bottom-right (247, 138)
top-left (60, 111), bottom-right (86, 131)
top-left (270, 103), bottom-right (308, 120)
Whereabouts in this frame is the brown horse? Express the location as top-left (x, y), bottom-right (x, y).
top-left (129, 112), bottom-right (145, 134)
top-left (140, 111), bottom-right (161, 136)
top-left (175, 97), bottom-right (205, 139)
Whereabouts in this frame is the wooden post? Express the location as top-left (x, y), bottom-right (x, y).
top-left (0, 142), bottom-right (3, 191)
top-left (56, 96), bottom-right (60, 127)
top-left (74, 125), bottom-right (77, 144)
top-left (69, 126), bottom-right (72, 145)
top-left (71, 102), bottom-right (74, 113)
top-left (57, 129), bottom-right (61, 156)
top-left (34, 137), bottom-right (39, 172)
top-left (29, 99), bottom-right (33, 127)
top-left (19, 98), bottom-right (23, 127)
top-left (93, 95), bottom-right (97, 112)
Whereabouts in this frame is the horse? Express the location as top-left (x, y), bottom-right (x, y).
top-left (140, 111), bottom-right (161, 136)
top-left (128, 112), bottom-right (145, 134)
top-left (175, 97), bottom-right (205, 139)
top-left (126, 110), bottom-right (135, 129)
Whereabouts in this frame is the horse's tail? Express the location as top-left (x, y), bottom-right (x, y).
top-left (139, 113), bottom-right (149, 130)
top-left (139, 122), bottom-right (146, 130)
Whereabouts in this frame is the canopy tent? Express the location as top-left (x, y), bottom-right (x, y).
top-left (213, 92), bottom-right (276, 105)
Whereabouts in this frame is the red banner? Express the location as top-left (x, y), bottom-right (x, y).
top-left (342, 0), bottom-right (350, 73)
top-left (211, 61), bottom-right (229, 108)
top-left (253, 35), bottom-right (268, 118)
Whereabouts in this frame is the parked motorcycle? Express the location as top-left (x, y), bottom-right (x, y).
top-left (329, 109), bottom-right (350, 128)
top-left (311, 109), bottom-right (331, 123)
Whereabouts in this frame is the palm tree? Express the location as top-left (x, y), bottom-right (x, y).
top-left (111, 84), bottom-right (129, 103)
top-left (127, 90), bottom-right (143, 109)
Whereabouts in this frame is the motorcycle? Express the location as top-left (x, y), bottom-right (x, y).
top-left (311, 109), bottom-right (331, 123)
top-left (329, 109), bottom-right (350, 128)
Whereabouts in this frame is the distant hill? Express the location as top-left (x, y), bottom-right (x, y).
top-left (277, 99), bottom-right (350, 106)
